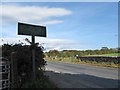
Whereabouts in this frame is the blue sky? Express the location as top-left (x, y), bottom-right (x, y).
top-left (0, 2), bottom-right (118, 51)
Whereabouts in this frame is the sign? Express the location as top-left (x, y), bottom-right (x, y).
top-left (18, 22), bottom-right (46, 37)
top-left (18, 22), bottom-right (47, 79)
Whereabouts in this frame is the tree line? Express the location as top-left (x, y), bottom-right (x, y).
top-left (45, 47), bottom-right (119, 57)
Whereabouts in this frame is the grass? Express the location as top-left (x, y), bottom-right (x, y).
top-left (87, 53), bottom-right (120, 57)
top-left (45, 57), bottom-right (119, 68)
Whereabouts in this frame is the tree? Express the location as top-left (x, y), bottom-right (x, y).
top-left (101, 47), bottom-right (109, 50)
top-left (49, 50), bottom-right (59, 57)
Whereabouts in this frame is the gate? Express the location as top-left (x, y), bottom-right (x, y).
top-left (0, 57), bottom-right (10, 90)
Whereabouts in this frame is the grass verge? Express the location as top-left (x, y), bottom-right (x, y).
top-left (45, 57), bottom-right (119, 68)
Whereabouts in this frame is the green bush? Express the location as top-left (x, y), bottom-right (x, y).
top-left (2, 43), bottom-right (47, 88)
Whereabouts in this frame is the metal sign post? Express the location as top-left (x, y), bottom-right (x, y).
top-left (18, 22), bottom-right (46, 37)
top-left (32, 36), bottom-right (35, 79)
top-left (18, 22), bottom-right (46, 80)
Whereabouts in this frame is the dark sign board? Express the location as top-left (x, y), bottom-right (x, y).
top-left (18, 22), bottom-right (46, 37)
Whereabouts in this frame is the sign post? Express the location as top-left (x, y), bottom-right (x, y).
top-left (18, 22), bottom-right (46, 80)
top-left (32, 35), bottom-right (35, 79)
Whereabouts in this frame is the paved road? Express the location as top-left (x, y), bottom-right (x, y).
top-left (45, 61), bottom-right (119, 88)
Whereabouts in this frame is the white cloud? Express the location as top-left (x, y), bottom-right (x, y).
top-left (0, 37), bottom-right (79, 51)
top-left (1, 4), bottom-right (72, 25)
top-left (36, 37), bottom-right (79, 51)
top-left (0, 4), bottom-right (74, 50)
top-left (44, 20), bottom-right (63, 25)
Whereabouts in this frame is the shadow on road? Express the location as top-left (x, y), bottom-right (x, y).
top-left (44, 70), bottom-right (119, 89)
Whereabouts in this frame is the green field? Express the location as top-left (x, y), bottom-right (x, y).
top-left (87, 53), bottom-right (120, 57)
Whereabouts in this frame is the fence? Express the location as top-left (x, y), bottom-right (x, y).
top-left (0, 57), bottom-right (10, 90)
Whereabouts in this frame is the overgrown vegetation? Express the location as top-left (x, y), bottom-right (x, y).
top-left (45, 57), bottom-right (119, 68)
top-left (45, 47), bottom-right (119, 57)
top-left (45, 47), bottom-right (119, 68)
top-left (1, 43), bottom-right (57, 88)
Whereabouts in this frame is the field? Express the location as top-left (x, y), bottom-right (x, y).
top-left (87, 53), bottom-right (120, 57)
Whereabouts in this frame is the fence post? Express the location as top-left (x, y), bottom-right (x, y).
top-left (11, 52), bottom-right (18, 88)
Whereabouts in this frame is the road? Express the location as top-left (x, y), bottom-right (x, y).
top-left (45, 61), bottom-right (119, 88)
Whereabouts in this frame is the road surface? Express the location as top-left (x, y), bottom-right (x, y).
top-left (45, 61), bottom-right (119, 88)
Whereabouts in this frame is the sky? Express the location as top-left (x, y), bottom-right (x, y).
top-left (0, 2), bottom-right (118, 51)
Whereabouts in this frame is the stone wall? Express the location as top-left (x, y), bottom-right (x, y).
top-left (79, 56), bottom-right (119, 64)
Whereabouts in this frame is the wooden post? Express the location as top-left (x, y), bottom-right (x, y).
top-left (11, 52), bottom-right (18, 88)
